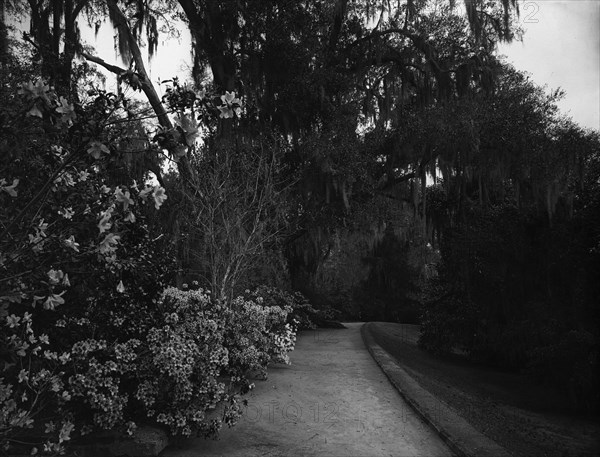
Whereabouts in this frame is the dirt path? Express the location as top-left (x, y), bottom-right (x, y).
top-left (160, 323), bottom-right (453, 457)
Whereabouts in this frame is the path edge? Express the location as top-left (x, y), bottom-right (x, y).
top-left (360, 322), bottom-right (513, 457)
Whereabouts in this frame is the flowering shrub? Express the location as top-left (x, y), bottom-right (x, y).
top-left (130, 286), bottom-right (297, 437)
top-left (0, 64), bottom-right (291, 454)
top-left (0, 71), bottom-right (178, 453)
top-left (226, 294), bottom-right (296, 381)
top-left (243, 286), bottom-right (324, 330)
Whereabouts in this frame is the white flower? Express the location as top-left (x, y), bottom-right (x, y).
top-left (63, 235), bottom-right (80, 252)
top-left (58, 207), bottom-right (74, 219)
top-left (0, 178), bottom-right (19, 197)
top-left (19, 79), bottom-right (50, 100)
top-left (218, 105), bottom-right (234, 119)
top-left (218, 91), bottom-right (242, 119)
top-left (116, 280), bottom-right (125, 293)
top-left (44, 292), bottom-right (66, 310)
top-left (47, 269), bottom-right (64, 285)
top-left (58, 421), bottom-right (74, 443)
top-left (78, 170), bottom-right (90, 182)
top-left (37, 219), bottom-right (48, 236)
top-left (58, 352), bottom-right (71, 365)
top-left (6, 314), bottom-right (21, 328)
top-left (97, 208), bottom-right (114, 234)
top-left (196, 88), bottom-right (206, 100)
top-left (152, 186), bottom-right (167, 209)
top-left (115, 187), bottom-right (134, 210)
top-left (139, 185), bottom-right (153, 201)
top-left (98, 233), bottom-right (121, 254)
top-left (87, 141), bottom-right (109, 159)
top-left (220, 91), bottom-right (239, 105)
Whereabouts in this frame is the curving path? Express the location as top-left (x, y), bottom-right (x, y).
top-left (160, 323), bottom-right (453, 457)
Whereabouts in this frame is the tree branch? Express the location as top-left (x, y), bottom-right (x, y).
top-left (79, 51), bottom-right (127, 75)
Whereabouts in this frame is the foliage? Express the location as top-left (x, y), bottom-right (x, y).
top-left (0, 53), bottom-right (298, 454)
top-left (135, 286), bottom-right (296, 436)
top-left (243, 285), bottom-right (324, 331)
top-left (420, 189), bottom-right (600, 410)
top-left (0, 57), bottom-right (176, 452)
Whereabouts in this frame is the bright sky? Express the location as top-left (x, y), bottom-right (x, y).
top-left (497, 0), bottom-right (600, 131)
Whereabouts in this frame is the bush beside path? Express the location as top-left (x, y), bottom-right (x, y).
top-left (160, 323), bottom-right (453, 457)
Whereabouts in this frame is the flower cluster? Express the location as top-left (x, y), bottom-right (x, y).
top-left (1, 78), bottom-right (176, 454)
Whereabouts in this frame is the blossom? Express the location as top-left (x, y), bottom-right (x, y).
top-left (54, 171), bottom-right (76, 187)
top-left (0, 178), bottom-right (19, 197)
top-left (124, 212), bottom-right (136, 223)
top-left (58, 421), bottom-right (74, 443)
top-left (19, 79), bottom-right (50, 100)
top-left (58, 207), bottom-right (74, 219)
top-left (139, 185), bottom-right (153, 201)
top-left (218, 91), bottom-right (242, 119)
top-left (6, 314), bottom-right (21, 328)
top-left (44, 292), bottom-right (65, 310)
top-left (63, 235), bottom-right (80, 252)
top-left (44, 422), bottom-right (56, 433)
top-left (78, 170), bottom-right (90, 182)
top-left (58, 352), bottom-right (70, 365)
top-left (47, 269), bottom-right (64, 285)
top-left (152, 186), bottom-right (167, 209)
top-left (98, 208), bottom-right (114, 234)
top-left (196, 88), bottom-right (206, 100)
top-left (37, 219), bottom-right (48, 236)
top-left (18, 369), bottom-right (28, 383)
top-left (218, 105), bottom-right (234, 119)
top-left (115, 187), bottom-right (134, 211)
top-left (98, 233), bottom-right (121, 254)
top-left (87, 142), bottom-right (110, 159)
top-left (125, 421), bottom-right (137, 436)
top-left (221, 91), bottom-right (239, 105)
top-left (56, 96), bottom-right (76, 124)
top-left (116, 280), bottom-right (125, 293)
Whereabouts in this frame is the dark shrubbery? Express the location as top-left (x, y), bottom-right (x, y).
top-left (419, 199), bottom-right (600, 412)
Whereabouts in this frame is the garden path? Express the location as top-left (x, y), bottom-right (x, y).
top-left (160, 323), bottom-right (453, 457)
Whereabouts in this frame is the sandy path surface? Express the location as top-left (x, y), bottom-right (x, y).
top-left (161, 323), bottom-right (453, 457)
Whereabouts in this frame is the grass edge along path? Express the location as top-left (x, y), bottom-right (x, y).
top-left (361, 322), bottom-right (511, 457)
top-left (364, 321), bottom-right (600, 457)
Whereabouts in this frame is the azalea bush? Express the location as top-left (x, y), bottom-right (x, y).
top-left (133, 286), bottom-right (297, 436)
top-left (0, 70), bottom-right (176, 453)
top-left (0, 65), bottom-right (300, 453)
top-left (243, 285), bottom-right (323, 331)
